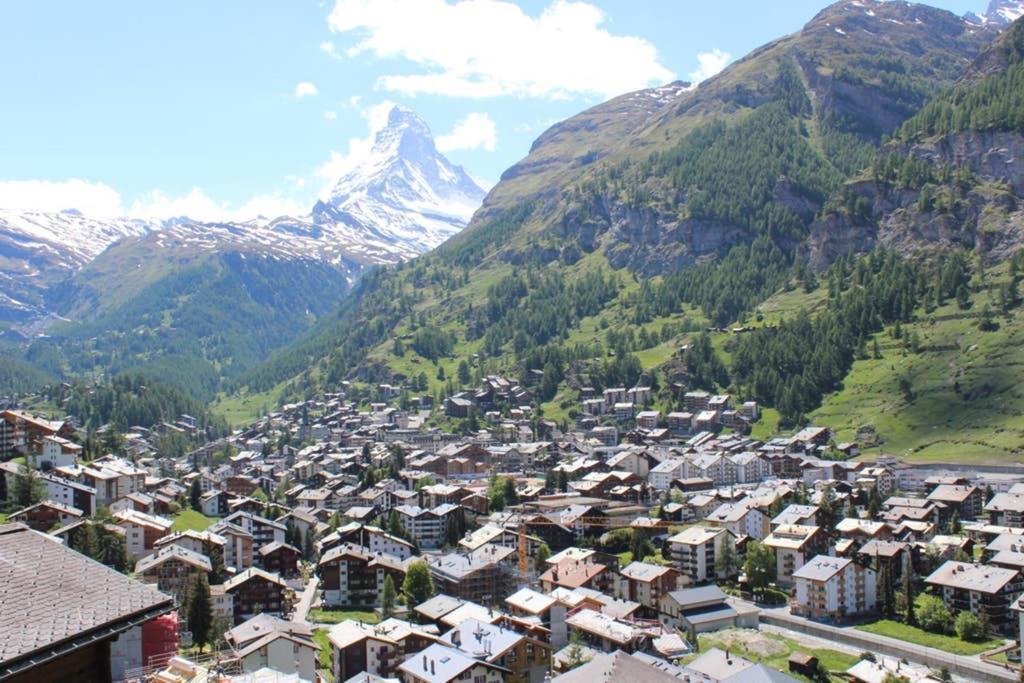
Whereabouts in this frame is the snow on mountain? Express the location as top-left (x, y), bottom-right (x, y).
top-left (314, 106), bottom-right (487, 256)
top-left (0, 106), bottom-right (485, 322)
top-left (965, 0), bottom-right (1024, 26)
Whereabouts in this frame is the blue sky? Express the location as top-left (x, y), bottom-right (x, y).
top-left (0, 0), bottom-right (986, 219)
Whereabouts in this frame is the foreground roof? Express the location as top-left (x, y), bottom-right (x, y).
top-left (0, 523), bottom-right (173, 677)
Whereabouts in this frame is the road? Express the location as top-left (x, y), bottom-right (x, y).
top-left (756, 605), bottom-right (1018, 682)
top-left (292, 575), bottom-right (319, 623)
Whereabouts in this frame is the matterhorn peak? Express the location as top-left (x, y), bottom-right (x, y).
top-left (318, 105), bottom-right (486, 256)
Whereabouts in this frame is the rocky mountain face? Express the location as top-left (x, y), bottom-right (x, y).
top-left (808, 17), bottom-right (1024, 267)
top-left (451, 0), bottom-right (995, 278)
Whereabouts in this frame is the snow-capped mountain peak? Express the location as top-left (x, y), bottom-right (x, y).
top-left (965, 0), bottom-right (1024, 26)
top-left (319, 106), bottom-right (487, 255)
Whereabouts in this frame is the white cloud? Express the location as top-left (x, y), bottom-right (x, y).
top-left (0, 179), bottom-right (123, 216)
top-left (319, 40), bottom-right (342, 59)
top-left (323, 110), bottom-right (338, 120)
top-left (327, 0), bottom-right (674, 99)
top-left (315, 100), bottom-right (397, 199)
top-left (128, 188), bottom-right (306, 221)
top-left (294, 81), bottom-right (319, 98)
top-left (436, 112), bottom-right (497, 152)
top-left (0, 178), bottom-right (306, 222)
top-left (688, 48), bottom-right (731, 84)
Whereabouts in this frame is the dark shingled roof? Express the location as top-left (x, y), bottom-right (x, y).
top-left (0, 523), bottom-right (174, 676)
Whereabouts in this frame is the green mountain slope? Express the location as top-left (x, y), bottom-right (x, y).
top-left (235, 0), bottom-right (997, 421)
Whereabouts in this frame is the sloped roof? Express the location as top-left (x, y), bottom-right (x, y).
top-left (0, 523), bottom-right (173, 677)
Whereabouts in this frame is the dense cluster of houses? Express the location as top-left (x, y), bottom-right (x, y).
top-left (5, 390), bottom-right (1024, 683)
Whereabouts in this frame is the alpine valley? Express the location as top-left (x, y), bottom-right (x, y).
top-left (6, 0), bottom-right (1024, 463)
top-left (228, 0), bottom-right (1024, 463)
top-left (0, 106), bottom-right (485, 398)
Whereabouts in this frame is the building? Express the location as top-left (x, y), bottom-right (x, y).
top-left (986, 492), bottom-right (1024, 528)
top-left (925, 561), bottom-right (1023, 634)
top-left (763, 525), bottom-right (827, 586)
top-left (0, 522), bottom-right (175, 683)
top-left (318, 543), bottom-right (409, 608)
top-left (667, 526), bottom-right (736, 585)
top-left (113, 509), bottom-right (173, 559)
top-left (223, 567), bottom-right (292, 624)
top-left (429, 553), bottom-right (511, 605)
top-left (660, 585), bottom-right (758, 633)
top-left (399, 642), bottom-right (506, 683)
top-left (505, 587), bottom-right (569, 648)
top-left (440, 618), bottom-right (550, 683)
top-left (8, 499), bottom-right (83, 532)
top-left (257, 541), bottom-right (302, 578)
top-left (328, 618), bottom-right (440, 681)
top-left (792, 555), bottom-right (877, 621)
top-left (614, 562), bottom-right (682, 617)
top-left (134, 544), bottom-right (212, 600)
top-left (705, 501), bottom-right (770, 540)
top-left (927, 484), bottom-right (983, 522)
top-left (223, 614), bottom-right (318, 681)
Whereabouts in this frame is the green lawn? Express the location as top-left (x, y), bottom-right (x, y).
top-left (313, 629), bottom-right (334, 683)
top-left (856, 620), bottom-right (1003, 656)
top-left (171, 509), bottom-right (215, 532)
top-left (307, 608), bottom-right (380, 625)
top-left (692, 629), bottom-right (858, 682)
top-left (811, 266), bottom-right (1024, 463)
top-left (0, 513), bottom-right (7, 524)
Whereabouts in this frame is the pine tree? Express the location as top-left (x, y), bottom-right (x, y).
top-left (381, 575), bottom-right (397, 617)
top-left (187, 573), bottom-right (213, 650)
top-left (189, 478), bottom-right (202, 510)
top-left (12, 463), bottom-right (45, 508)
top-left (904, 560), bottom-right (917, 627)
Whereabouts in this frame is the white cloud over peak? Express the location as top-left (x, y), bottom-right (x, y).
top-left (689, 48), bottom-right (731, 84)
top-left (436, 112), bottom-right (497, 152)
top-left (327, 0), bottom-right (674, 100)
top-left (129, 188), bottom-right (305, 221)
top-left (0, 179), bottom-right (124, 216)
top-left (294, 81), bottom-right (319, 98)
top-left (315, 100), bottom-right (398, 198)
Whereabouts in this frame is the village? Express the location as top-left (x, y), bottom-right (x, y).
top-left (3, 375), bottom-right (1024, 683)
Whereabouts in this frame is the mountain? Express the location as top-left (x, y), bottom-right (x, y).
top-left (314, 106), bottom-right (486, 260)
top-left (0, 107), bottom-right (484, 396)
top-left (236, 0), bottom-right (1005, 416)
top-left (808, 16), bottom-right (1024, 266)
top-left (966, 0), bottom-right (1024, 27)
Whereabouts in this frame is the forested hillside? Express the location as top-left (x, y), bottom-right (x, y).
top-left (227, 2), bottom-right (1023, 462)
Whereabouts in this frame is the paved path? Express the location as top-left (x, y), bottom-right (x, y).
top-left (292, 576), bottom-right (319, 623)
top-left (758, 608), bottom-right (1017, 682)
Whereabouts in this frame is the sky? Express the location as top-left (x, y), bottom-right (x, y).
top-left (0, 0), bottom-right (988, 221)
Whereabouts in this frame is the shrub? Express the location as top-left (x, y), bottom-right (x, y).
top-left (917, 595), bottom-right (952, 634)
top-left (954, 611), bottom-right (986, 642)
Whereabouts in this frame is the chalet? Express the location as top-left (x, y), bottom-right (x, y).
top-left (927, 484), bottom-right (983, 523)
top-left (614, 562), bottom-right (682, 617)
top-left (113, 509), bottom-right (173, 559)
top-left (220, 511), bottom-right (287, 552)
top-left (257, 541), bottom-right (302, 578)
top-left (223, 567), bottom-right (292, 624)
top-left (8, 499), bottom-right (83, 532)
top-left (505, 587), bottom-right (569, 648)
top-left (208, 521), bottom-right (255, 572)
top-left (317, 543), bottom-right (408, 608)
top-left (540, 559), bottom-right (612, 594)
top-left (223, 614), bottom-right (318, 681)
top-left (440, 618), bottom-right (550, 683)
top-left (200, 489), bottom-right (231, 517)
top-left (134, 544), bottom-right (212, 599)
top-left (399, 642), bottom-right (506, 683)
top-left (327, 617), bottom-right (440, 681)
top-left (29, 435), bottom-right (82, 470)
top-left (705, 500), bottom-right (770, 540)
top-left (986, 492), bottom-right (1024, 528)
